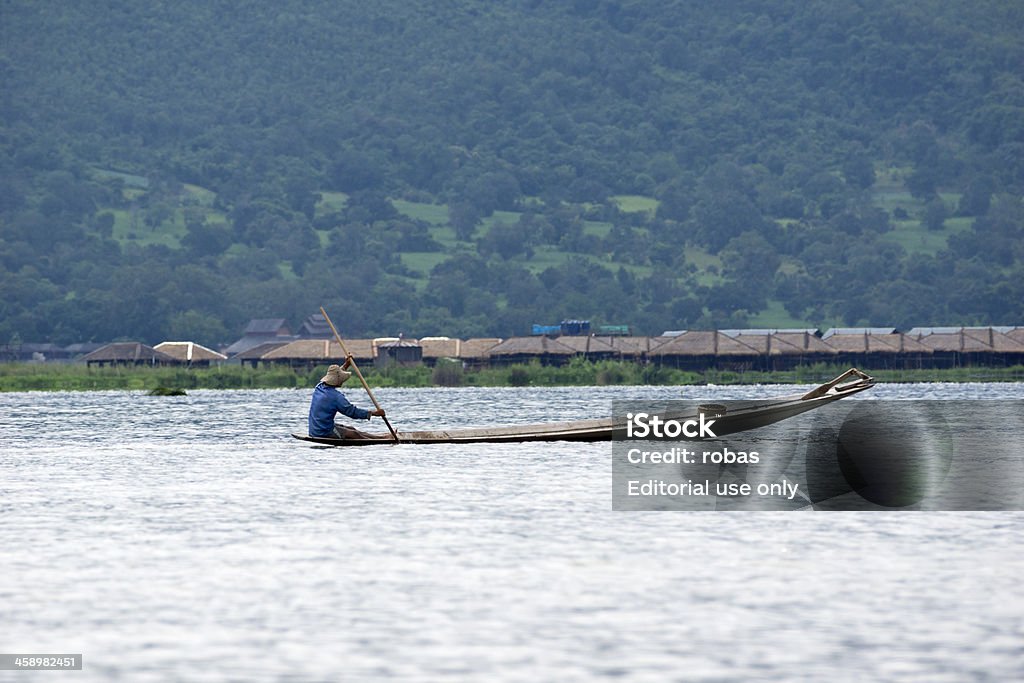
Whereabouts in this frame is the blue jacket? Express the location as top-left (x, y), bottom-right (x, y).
top-left (308, 382), bottom-right (370, 437)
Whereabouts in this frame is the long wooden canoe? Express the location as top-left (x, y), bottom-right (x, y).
top-left (292, 368), bottom-right (874, 447)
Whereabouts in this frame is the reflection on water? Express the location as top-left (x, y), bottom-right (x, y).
top-left (1, 383), bottom-right (1022, 681)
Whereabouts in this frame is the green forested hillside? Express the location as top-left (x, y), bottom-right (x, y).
top-left (2, 0), bottom-right (1022, 345)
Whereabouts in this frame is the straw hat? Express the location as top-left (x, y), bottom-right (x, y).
top-left (320, 364), bottom-right (352, 387)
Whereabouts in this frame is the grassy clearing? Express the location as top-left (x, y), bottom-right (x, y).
top-left (390, 199), bottom-right (644, 277)
top-left (491, 209), bottom-right (522, 224)
top-left (316, 191), bottom-right (349, 215)
top-left (428, 226), bottom-right (461, 249)
top-left (93, 176), bottom-right (224, 248)
top-left (395, 201), bottom-right (616, 241)
top-left (92, 168), bottom-right (149, 188)
top-left (393, 199), bottom-right (450, 225)
top-left (205, 211), bottom-right (229, 226)
top-left (869, 176), bottom-right (968, 256)
top-left (583, 220), bottom-right (613, 237)
top-left (109, 208), bottom-right (187, 248)
top-left (519, 245), bottom-right (572, 271)
top-left (873, 189), bottom-right (919, 215)
top-left (776, 256), bottom-right (803, 276)
top-left (681, 245), bottom-right (721, 271)
top-left (400, 252), bottom-right (450, 277)
top-left (514, 246), bottom-right (653, 278)
top-left (747, 300), bottom-right (814, 329)
top-left (183, 184), bottom-right (217, 206)
top-left (277, 262), bottom-right (298, 280)
top-left (611, 195), bottom-right (659, 214)
top-left (109, 209), bottom-right (136, 240)
top-left (879, 217), bottom-right (970, 256)
top-left (680, 246), bottom-right (724, 286)
top-left (393, 200), bottom-right (462, 249)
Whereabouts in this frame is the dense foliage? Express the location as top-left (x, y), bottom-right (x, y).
top-left (2, 0), bottom-right (1022, 345)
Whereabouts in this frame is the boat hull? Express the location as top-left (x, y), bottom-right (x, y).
top-left (292, 370), bottom-right (874, 447)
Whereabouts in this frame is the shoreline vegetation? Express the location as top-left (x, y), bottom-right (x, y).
top-left (2, 360), bottom-right (1022, 393)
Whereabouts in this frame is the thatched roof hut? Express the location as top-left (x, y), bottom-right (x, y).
top-left (260, 339), bottom-right (376, 367)
top-left (555, 335), bottom-right (617, 360)
top-left (729, 331), bottom-right (836, 370)
top-left (155, 342), bottom-right (227, 366)
top-left (486, 336), bottom-right (576, 365)
top-left (822, 330), bottom-right (931, 368)
top-left (649, 331), bottom-right (716, 357)
top-left (908, 327), bottom-right (1024, 367)
top-left (649, 331), bottom-right (762, 369)
top-left (603, 335), bottom-right (653, 358)
top-left (375, 339), bottom-right (422, 368)
top-left (913, 327), bottom-right (1023, 351)
top-left (698, 332), bottom-right (762, 359)
top-left (646, 336), bottom-right (675, 352)
top-left (977, 329), bottom-right (1024, 354)
top-left (457, 338), bottom-right (502, 367)
top-left (915, 329), bottom-right (989, 353)
top-left (822, 330), bottom-right (927, 353)
top-left (419, 337), bottom-right (462, 364)
top-left (770, 331), bottom-right (835, 355)
top-left (232, 341), bottom-right (290, 368)
top-left (81, 342), bottom-right (176, 367)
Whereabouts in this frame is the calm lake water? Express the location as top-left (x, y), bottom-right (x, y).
top-left (2, 383), bottom-right (1022, 681)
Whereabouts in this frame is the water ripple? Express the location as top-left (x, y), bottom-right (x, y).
top-left (1, 384), bottom-right (1022, 681)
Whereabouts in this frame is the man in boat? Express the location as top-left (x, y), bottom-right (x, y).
top-left (308, 358), bottom-right (386, 440)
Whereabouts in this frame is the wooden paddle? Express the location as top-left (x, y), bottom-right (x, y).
top-left (319, 306), bottom-right (399, 442)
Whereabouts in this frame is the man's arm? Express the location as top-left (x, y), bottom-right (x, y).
top-left (337, 358), bottom-right (385, 419)
top-left (335, 392), bottom-right (371, 421)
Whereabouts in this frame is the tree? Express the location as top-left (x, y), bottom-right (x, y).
top-left (842, 152), bottom-right (875, 190)
top-left (93, 212), bottom-right (116, 238)
top-left (165, 310), bottom-right (229, 345)
top-left (957, 175), bottom-right (994, 216)
top-left (906, 165), bottom-right (938, 200)
top-left (430, 253), bottom-right (490, 288)
top-left (923, 198), bottom-right (948, 231)
top-left (181, 218), bottom-right (232, 257)
top-left (283, 174), bottom-right (321, 220)
top-left (343, 190), bottom-right (398, 224)
top-left (720, 231), bottom-right (781, 285)
top-left (477, 220), bottom-right (530, 260)
top-left (654, 176), bottom-right (695, 222)
top-left (329, 150), bottom-right (385, 192)
top-left (448, 202), bottom-right (482, 242)
top-left (690, 191), bottom-right (767, 253)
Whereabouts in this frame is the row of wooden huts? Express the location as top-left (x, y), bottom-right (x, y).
top-left (73, 325), bottom-right (1024, 370)
top-left (79, 341), bottom-right (231, 367)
